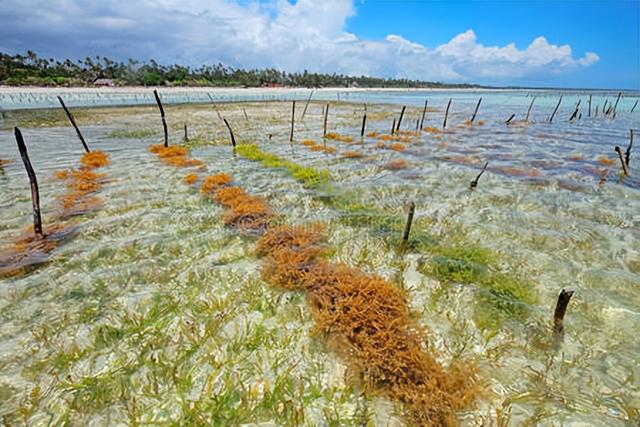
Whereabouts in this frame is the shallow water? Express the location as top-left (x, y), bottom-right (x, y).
top-left (0, 89), bottom-right (639, 425)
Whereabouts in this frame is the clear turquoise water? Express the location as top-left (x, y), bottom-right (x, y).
top-left (0, 90), bottom-right (639, 425)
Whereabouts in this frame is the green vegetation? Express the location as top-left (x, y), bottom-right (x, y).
top-left (1, 50), bottom-right (481, 88)
top-left (106, 129), bottom-right (157, 139)
top-left (236, 144), bottom-right (330, 188)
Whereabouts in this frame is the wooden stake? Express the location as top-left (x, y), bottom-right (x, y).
top-left (289, 100), bottom-right (295, 143)
top-left (612, 92), bottom-right (622, 114)
top-left (391, 118), bottom-right (396, 135)
top-left (300, 90), bottom-right (314, 121)
top-left (625, 129), bottom-right (634, 168)
top-left (153, 90), bottom-right (168, 148)
top-left (223, 118), bottom-right (236, 148)
top-left (396, 105), bottom-right (406, 132)
top-left (470, 97), bottom-right (482, 123)
top-left (243, 108), bottom-right (249, 122)
top-left (323, 103), bottom-right (329, 137)
top-left (206, 93), bottom-right (223, 120)
top-left (569, 100), bottom-right (581, 121)
top-left (401, 201), bottom-right (415, 248)
top-left (14, 127), bottom-right (42, 237)
top-left (419, 99), bottom-right (428, 130)
top-left (470, 161), bottom-right (488, 189)
top-left (549, 96), bottom-right (562, 123)
top-left (57, 96), bottom-right (90, 153)
top-left (443, 98), bottom-right (452, 129)
top-left (553, 289), bottom-right (574, 333)
top-left (360, 114), bottom-right (367, 138)
top-left (588, 94), bottom-right (592, 117)
top-left (615, 146), bottom-right (628, 175)
top-left (631, 99), bottom-right (638, 113)
top-left (525, 96), bottom-right (536, 122)
top-left (505, 114), bottom-right (516, 125)
top-left (183, 123), bottom-right (188, 142)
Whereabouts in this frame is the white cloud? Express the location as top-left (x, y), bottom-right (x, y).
top-left (0, 0), bottom-right (599, 83)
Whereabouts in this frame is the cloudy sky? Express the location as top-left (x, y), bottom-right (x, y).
top-left (0, 0), bottom-right (638, 88)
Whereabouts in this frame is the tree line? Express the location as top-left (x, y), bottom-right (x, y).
top-left (1, 51), bottom-right (479, 89)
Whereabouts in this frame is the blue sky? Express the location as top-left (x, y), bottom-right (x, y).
top-left (0, 0), bottom-right (638, 88)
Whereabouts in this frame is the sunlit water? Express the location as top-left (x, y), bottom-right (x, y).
top-left (0, 89), bottom-right (639, 425)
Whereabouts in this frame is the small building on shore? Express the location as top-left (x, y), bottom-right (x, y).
top-left (93, 78), bottom-right (115, 87)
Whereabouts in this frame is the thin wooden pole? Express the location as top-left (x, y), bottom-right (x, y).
top-left (183, 123), bottom-right (188, 142)
top-left (14, 127), bottom-right (42, 237)
top-left (470, 161), bottom-right (488, 189)
top-left (569, 100), bottom-right (581, 121)
top-left (396, 105), bottom-right (406, 132)
top-left (323, 103), bottom-right (329, 137)
top-left (391, 118), bottom-right (396, 135)
top-left (243, 108), bottom-right (249, 122)
top-left (57, 96), bottom-right (90, 153)
top-left (588, 94), bottom-right (592, 117)
top-left (419, 99), bottom-right (428, 130)
top-left (553, 289), bottom-right (574, 333)
top-left (631, 99), bottom-right (638, 113)
top-left (525, 96), bottom-right (536, 122)
top-left (300, 90), bottom-right (314, 121)
top-left (206, 93), bottom-right (223, 120)
top-left (360, 114), bottom-right (367, 137)
top-left (612, 92), bottom-right (622, 114)
top-left (470, 97), bottom-right (482, 123)
top-left (289, 100), bottom-right (295, 143)
top-left (401, 201), bottom-right (415, 247)
top-left (549, 96), bottom-right (562, 123)
top-left (625, 129), bottom-right (634, 167)
top-left (153, 90), bottom-right (168, 148)
top-left (443, 98), bottom-right (452, 129)
top-left (615, 146), bottom-right (628, 175)
top-left (505, 113), bottom-right (516, 124)
top-left (223, 118), bottom-right (236, 148)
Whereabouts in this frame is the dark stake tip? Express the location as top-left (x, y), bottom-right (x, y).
top-left (153, 90), bottom-right (169, 148)
top-left (631, 99), bottom-right (638, 113)
top-left (396, 105), bottom-right (406, 132)
top-left (588, 94), bottom-right (592, 117)
top-left (470, 97), bottom-right (482, 123)
top-left (183, 123), bottom-right (188, 142)
top-left (443, 98), bottom-right (452, 130)
top-left (391, 118), bottom-right (396, 135)
top-left (612, 92), bottom-right (622, 115)
top-left (57, 96), bottom-right (90, 153)
top-left (360, 114), bottom-right (367, 138)
top-left (401, 201), bottom-right (415, 248)
top-left (470, 161), bottom-right (488, 189)
top-left (569, 100), bottom-right (581, 122)
top-left (289, 100), bottom-right (296, 143)
top-left (553, 289), bottom-right (574, 333)
top-left (505, 113), bottom-right (516, 125)
top-left (223, 118), bottom-right (237, 148)
top-left (14, 127), bottom-right (43, 237)
top-left (625, 129), bottom-right (634, 168)
top-left (549, 96), bottom-right (562, 123)
top-left (419, 99), bottom-right (428, 130)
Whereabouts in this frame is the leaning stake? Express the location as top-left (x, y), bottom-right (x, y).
top-left (360, 114), bottom-right (367, 138)
top-left (300, 90), bottom-right (314, 121)
top-left (470, 97), bottom-right (482, 123)
top-left (615, 146), bottom-right (628, 175)
top-left (553, 289), bottom-right (574, 333)
top-left (14, 127), bottom-right (42, 237)
top-left (419, 99), bottom-right (428, 129)
top-left (223, 118), bottom-right (237, 148)
top-left (549, 96), bottom-right (562, 123)
top-left (625, 129), bottom-right (634, 167)
top-left (505, 114), bottom-right (516, 125)
top-left (153, 90), bottom-right (168, 148)
top-left (525, 96), bottom-right (536, 122)
top-left (289, 100), bottom-right (296, 143)
top-left (470, 161), bottom-right (488, 189)
top-left (443, 98), bottom-right (452, 129)
top-left (57, 96), bottom-right (90, 153)
top-left (396, 105), bottom-right (406, 132)
top-left (401, 201), bottom-right (415, 248)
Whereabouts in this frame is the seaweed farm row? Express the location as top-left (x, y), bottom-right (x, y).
top-left (0, 90), bottom-right (639, 425)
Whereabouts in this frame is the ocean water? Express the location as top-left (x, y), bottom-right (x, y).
top-left (0, 89), bottom-right (638, 425)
